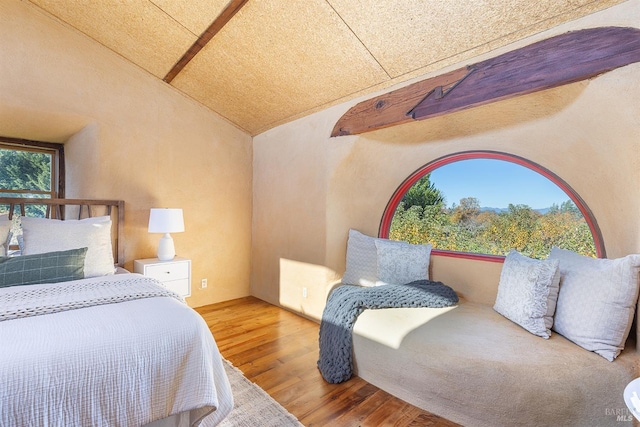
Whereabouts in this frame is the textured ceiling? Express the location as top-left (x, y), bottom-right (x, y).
top-left (27, 0), bottom-right (625, 135)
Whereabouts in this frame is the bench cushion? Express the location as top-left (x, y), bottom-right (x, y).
top-left (353, 300), bottom-right (640, 427)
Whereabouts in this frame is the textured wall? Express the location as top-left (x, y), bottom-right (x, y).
top-left (252, 0), bottom-right (640, 319)
top-left (0, 0), bottom-right (253, 307)
top-left (2, 0), bottom-right (638, 315)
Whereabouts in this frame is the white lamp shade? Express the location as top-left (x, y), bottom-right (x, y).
top-left (148, 208), bottom-right (184, 233)
top-left (624, 378), bottom-right (640, 421)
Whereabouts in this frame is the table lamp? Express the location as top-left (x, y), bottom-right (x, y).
top-left (624, 378), bottom-right (640, 421)
top-left (148, 208), bottom-right (184, 261)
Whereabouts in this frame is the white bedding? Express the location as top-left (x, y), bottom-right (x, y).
top-left (0, 273), bottom-right (233, 427)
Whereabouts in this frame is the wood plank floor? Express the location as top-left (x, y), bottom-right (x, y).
top-left (195, 296), bottom-right (459, 427)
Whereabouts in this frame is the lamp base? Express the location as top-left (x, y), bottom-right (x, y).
top-left (157, 233), bottom-right (176, 261)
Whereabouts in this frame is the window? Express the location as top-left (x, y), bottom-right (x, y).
top-left (0, 136), bottom-right (64, 217)
top-left (380, 151), bottom-right (604, 261)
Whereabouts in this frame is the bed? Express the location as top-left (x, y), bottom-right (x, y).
top-left (0, 198), bottom-right (233, 427)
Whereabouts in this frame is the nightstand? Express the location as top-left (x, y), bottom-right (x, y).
top-left (134, 257), bottom-right (191, 297)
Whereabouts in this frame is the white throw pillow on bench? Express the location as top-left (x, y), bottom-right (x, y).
top-left (375, 238), bottom-right (431, 286)
top-left (342, 229), bottom-right (378, 286)
top-left (494, 250), bottom-right (560, 339)
top-left (550, 247), bottom-right (640, 361)
top-left (342, 229), bottom-right (431, 287)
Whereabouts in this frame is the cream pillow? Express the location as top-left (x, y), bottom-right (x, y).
top-left (493, 250), bottom-right (560, 339)
top-left (0, 215), bottom-right (11, 257)
top-left (375, 239), bottom-right (431, 285)
top-left (21, 216), bottom-right (115, 278)
top-left (550, 247), bottom-right (640, 361)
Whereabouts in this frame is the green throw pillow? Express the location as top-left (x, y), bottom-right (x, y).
top-left (0, 247), bottom-right (87, 288)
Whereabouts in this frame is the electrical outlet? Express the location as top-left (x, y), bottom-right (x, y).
top-left (201, 279), bottom-right (208, 289)
top-left (302, 287), bottom-right (308, 298)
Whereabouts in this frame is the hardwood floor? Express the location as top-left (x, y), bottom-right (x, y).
top-left (195, 296), bottom-right (459, 427)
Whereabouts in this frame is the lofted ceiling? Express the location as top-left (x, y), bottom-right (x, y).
top-left (27, 0), bottom-right (625, 136)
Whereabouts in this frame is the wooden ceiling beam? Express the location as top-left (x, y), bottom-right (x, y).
top-left (164, 0), bottom-right (249, 83)
top-left (332, 26), bottom-right (640, 137)
top-left (330, 67), bottom-right (471, 137)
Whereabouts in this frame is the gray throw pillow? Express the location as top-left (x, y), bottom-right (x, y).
top-left (0, 247), bottom-right (87, 288)
top-left (342, 229), bottom-right (432, 287)
top-left (550, 247), bottom-right (640, 361)
top-left (493, 250), bottom-right (560, 339)
top-left (375, 239), bottom-right (431, 285)
top-left (342, 229), bottom-right (379, 286)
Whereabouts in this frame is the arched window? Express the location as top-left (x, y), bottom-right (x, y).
top-left (379, 151), bottom-right (605, 261)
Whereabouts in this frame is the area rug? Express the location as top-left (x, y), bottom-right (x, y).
top-left (219, 359), bottom-right (303, 427)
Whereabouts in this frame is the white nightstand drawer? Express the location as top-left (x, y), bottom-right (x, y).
top-left (143, 262), bottom-right (189, 281)
top-left (134, 258), bottom-right (191, 298)
top-left (163, 278), bottom-right (190, 296)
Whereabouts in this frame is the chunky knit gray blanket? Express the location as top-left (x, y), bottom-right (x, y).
top-left (317, 280), bottom-right (458, 384)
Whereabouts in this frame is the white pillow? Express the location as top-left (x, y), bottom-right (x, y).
top-left (342, 229), bottom-right (379, 286)
top-left (375, 239), bottom-right (431, 285)
top-left (21, 216), bottom-right (115, 278)
top-left (342, 229), bottom-right (432, 287)
top-left (550, 247), bottom-right (640, 361)
top-left (0, 215), bottom-right (11, 257)
top-left (493, 250), bottom-right (560, 339)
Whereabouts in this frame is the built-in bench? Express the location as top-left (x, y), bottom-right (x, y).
top-left (353, 301), bottom-right (640, 426)
top-left (337, 230), bottom-right (640, 426)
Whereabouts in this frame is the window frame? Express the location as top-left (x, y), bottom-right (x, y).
top-left (378, 150), bottom-right (606, 261)
top-left (0, 136), bottom-right (65, 200)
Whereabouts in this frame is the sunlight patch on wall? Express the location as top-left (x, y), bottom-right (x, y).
top-left (279, 258), bottom-right (339, 321)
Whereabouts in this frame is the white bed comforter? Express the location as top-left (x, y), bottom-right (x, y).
top-left (0, 274), bottom-right (233, 427)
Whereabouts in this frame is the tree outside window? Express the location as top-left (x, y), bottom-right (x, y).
top-left (0, 139), bottom-right (63, 252)
top-left (383, 152), bottom-right (602, 260)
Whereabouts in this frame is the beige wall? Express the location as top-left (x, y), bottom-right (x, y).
top-left (2, 0), bottom-right (638, 316)
top-left (0, 0), bottom-right (253, 307)
top-left (252, 1), bottom-right (640, 319)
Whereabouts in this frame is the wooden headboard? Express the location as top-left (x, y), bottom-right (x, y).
top-left (0, 198), bottom-right (125, 267)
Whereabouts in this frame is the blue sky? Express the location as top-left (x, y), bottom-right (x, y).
top-left (428, 159), bottom-right (571, 209)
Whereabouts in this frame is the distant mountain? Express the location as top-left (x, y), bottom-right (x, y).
top-left (480, 207), bottom-right (550, 214)
top-left (480, 207), bottom-right (507, 213)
